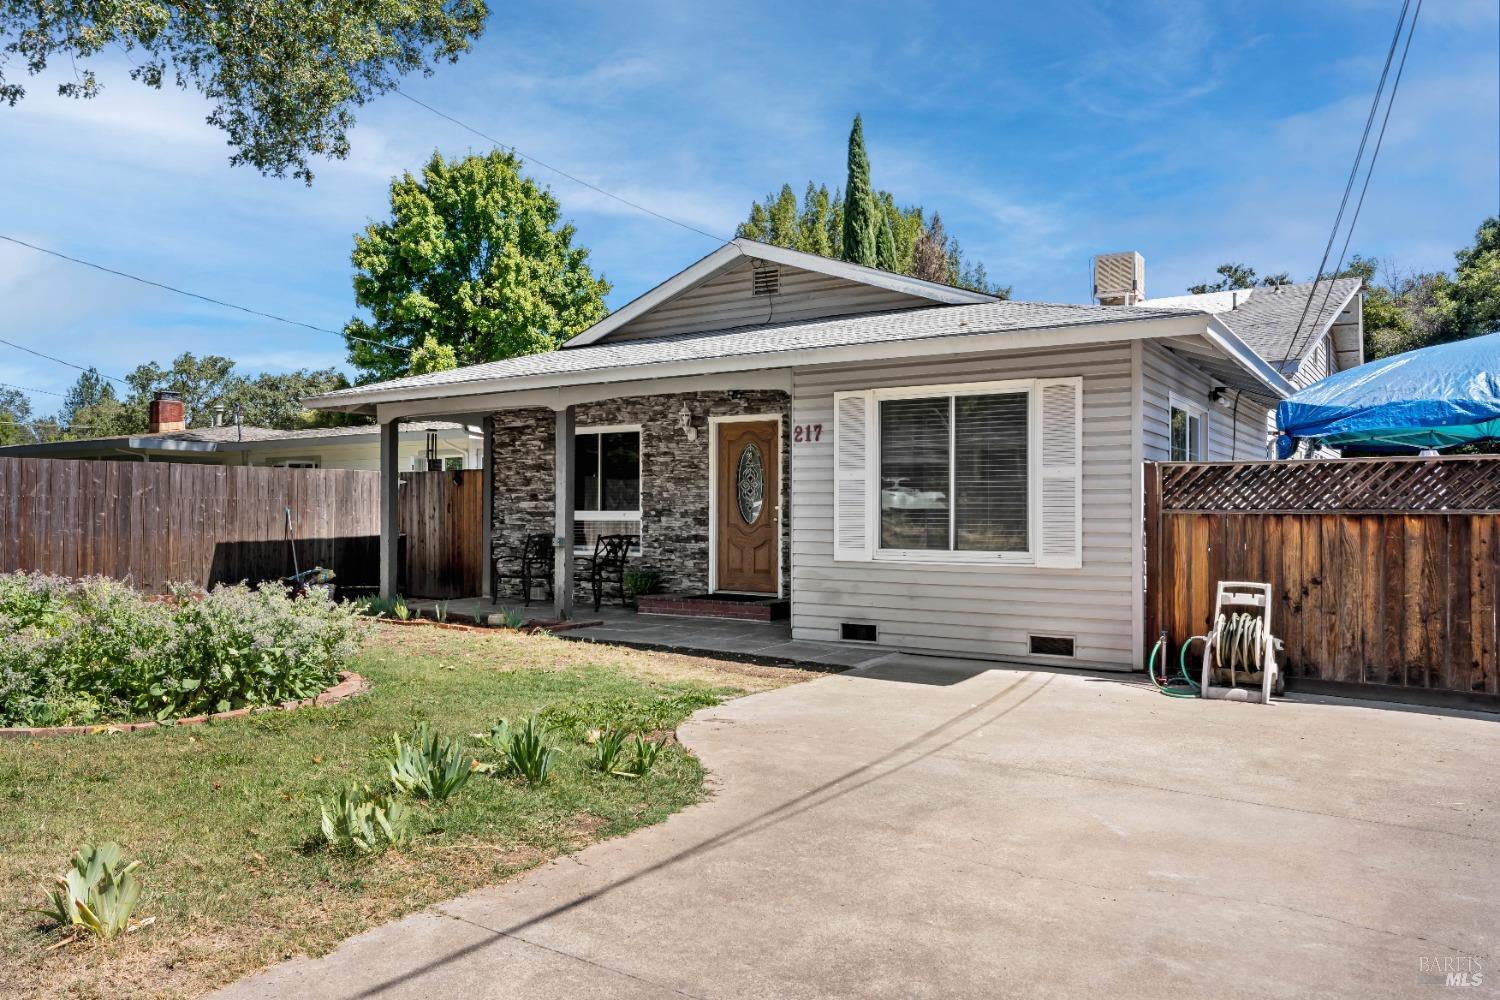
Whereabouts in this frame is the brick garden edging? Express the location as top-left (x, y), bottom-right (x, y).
top-left (0, 671), bottom-right (368, 739)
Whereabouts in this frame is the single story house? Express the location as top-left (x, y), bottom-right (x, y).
top-left (0, 394), bottom-right (483, 471)
top-left (307, 239), bottom-right (1364, 672)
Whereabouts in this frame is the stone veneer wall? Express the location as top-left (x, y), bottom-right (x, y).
top-left (490, 390), bottom-right (791, 602)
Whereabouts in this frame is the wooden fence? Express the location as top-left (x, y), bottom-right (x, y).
top-left (0, 457), bottom-right (381, 593)
top-left (0, 458), bottom-right (488, 599)
top-left (1145, 457), bottom-right (1500, 699)
top-left (398, 469), bottom-right (485, 599)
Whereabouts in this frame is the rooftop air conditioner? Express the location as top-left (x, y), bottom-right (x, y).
top-left (1093, 251), bottom-right (1145, 306)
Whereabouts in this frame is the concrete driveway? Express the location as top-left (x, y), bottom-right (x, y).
top-left (218, 658), bottom-right (1500, 999)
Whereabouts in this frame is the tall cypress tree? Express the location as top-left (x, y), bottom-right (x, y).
top-left (840, 114), bottom-right (879, 268)
top-left (876, 211), bottom-right (899, 272)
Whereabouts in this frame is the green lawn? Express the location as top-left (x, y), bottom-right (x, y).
top-left (0, 624), bottom-right (810, 999)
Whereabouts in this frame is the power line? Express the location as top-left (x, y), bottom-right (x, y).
top-left (1279, 0), bottom-right (1412, 370)
top-left (0, 334), bottom-right (129, 384)
top-left (0, 233), bottom-right (408, 356)
top-left (0, 381), bottom-right (66, 398)
top-left (1302, 0), bottom-right (1422, 358)
top-left (395, 89), bottom-right (731, 245)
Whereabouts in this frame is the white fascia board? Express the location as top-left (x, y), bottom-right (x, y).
top-left (562, 243), bottom-right (745, 348)
top-left (363, 315), bottom-right (1205, 422)
top-left (1201, 316), bottom-right (1296, 398)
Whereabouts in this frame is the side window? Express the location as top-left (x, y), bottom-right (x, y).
top-left (1169, 397), bottom-right (1207, 462)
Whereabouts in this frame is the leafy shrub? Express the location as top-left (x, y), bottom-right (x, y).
top-left (622, 567), bottom-right (662, 598)
top-left (593, 729), bottom-right (627, 773)
top-left (541, 690), bottom-right (721, 736)
top-left (355, 594), bottom-right (411, 620)
top-left (319, 784), bottom-right (410, 853)
top-left (30, 843), bottom-right (143, 939)
top-left (504, 715), bottom-right (557, 786)
top-left (0, 573), bottom-right (367, 727)
top-left (388, 723), bottom-right (472, 801)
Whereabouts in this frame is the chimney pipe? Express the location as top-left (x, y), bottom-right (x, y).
top-left (149, 391), bottom-right (186, 434)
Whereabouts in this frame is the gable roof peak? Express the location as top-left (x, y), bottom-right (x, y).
top-left (563, 238), bottom-right (999, 348)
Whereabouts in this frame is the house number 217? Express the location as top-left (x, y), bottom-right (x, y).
top-left (793, 423), bottom-right (823, 444)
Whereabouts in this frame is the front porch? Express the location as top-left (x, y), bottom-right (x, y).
top-left (402, 597), bottom-right (892, 670)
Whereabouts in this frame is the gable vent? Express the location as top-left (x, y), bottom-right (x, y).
top-left (1029, 634), bottom-right (1075, 657)
top-left (751, 261), bottom-right (780, 296)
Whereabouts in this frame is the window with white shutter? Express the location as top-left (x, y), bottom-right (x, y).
top-left (1035, 378), bottom-right (1083, 568)
top-left (833, 391), bottom-right (873, 561)
top-left (831, 377), bottom-right (1083, 569)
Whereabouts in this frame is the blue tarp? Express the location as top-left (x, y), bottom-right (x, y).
top-left (1276, 331), bottom-right (1500, 458)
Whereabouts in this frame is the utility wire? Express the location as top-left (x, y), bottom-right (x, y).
top-left (0, 381), bottom-right (66, 397)
top-left (0, 334), bottom-right (129, 384)
top-left (1279, 0), bottom-right (1412, 370)
top-left (395, 89), bottom-right (732, 245)
top-left (0, 233), bottom-right (408, 356)
top-left (1299, 0), bottom-right (1422, 362)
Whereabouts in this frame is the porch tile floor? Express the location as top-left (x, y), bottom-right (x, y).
top-left (402, 598), bottom-right (893, 670)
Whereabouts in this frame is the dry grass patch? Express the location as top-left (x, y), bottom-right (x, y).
top-left (0, 624), bottom-right (814, 999)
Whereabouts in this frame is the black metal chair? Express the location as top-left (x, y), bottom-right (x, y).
top-left (518, 532), bottom-right (555, 607)
top-left (582, 534), bottom-right (636, 611)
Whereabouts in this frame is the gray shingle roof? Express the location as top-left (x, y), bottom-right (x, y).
top-left (1213, 278), bottom-right (1363, 372)
top-left (310, 299), bottom-right (1203, 405)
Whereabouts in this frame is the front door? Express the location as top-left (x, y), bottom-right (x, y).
top-left (715, 419), bottom-right (779, 594)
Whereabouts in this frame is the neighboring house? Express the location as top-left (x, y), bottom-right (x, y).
top-left (0, 393), bottom-right (482, 471)
top-left (307, 239), bottom-right (1364, 671)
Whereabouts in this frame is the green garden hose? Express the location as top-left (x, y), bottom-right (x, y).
top-left (1147, 633), bottom-right (1204, 698)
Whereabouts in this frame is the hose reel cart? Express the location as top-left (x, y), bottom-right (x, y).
top-left (1149, 580), bottom-right (1284, 703)
top-left (1199, 581), bottom-right (1282, 703)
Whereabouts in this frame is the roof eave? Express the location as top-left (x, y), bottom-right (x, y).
top-left (307, 313), bottom-right (1210, 417)
top-left (1204, 316), bottom-right (1296, 398)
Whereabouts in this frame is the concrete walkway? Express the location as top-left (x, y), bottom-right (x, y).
top-left (218, 658), bottom-right (1500, 999)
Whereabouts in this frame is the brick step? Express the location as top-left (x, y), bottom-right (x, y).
top-left (636, 594), bottom-right (790, 621)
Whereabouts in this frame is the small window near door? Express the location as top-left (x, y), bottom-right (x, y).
top-left (574, 427), bottom-right (641, 552)
top-left (1169, 398), bottom-right (1208, 462)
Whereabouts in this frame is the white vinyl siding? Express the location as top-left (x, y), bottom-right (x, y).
top-left (792, 345), bottom-right (1130, 669)
top-left (599, 257), bottom-right (940, 343)
top-left (1142, 342), bottom-right (1271, 462)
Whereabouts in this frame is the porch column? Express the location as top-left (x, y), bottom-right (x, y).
top-left (553, 406), bottom-right (576, 618)
top-left (378, 417), bottom-right (400, 599)
top-left (481, 415), bottom-right (495, 602)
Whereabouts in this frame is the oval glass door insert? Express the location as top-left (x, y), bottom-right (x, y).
top-left (736, 442), bottom-right (765, 524)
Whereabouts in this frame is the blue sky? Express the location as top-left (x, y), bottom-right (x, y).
top-left (0, 0), bottom-right (1495, 412)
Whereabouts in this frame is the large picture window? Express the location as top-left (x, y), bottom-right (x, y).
top-left (878, 390), bottom-right (1029, 555)
top-left (574, 427), bottom-right (641, 551)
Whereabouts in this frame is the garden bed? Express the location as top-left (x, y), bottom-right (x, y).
top-left (0, 573), bottom-right (366, 729)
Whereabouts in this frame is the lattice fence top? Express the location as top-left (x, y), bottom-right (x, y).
top-left (1158, 457), bottom-right (1500, 513)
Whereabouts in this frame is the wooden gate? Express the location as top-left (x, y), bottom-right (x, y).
top-left (1145, 457), bottom-right (1500, 699)
top-left (399, 469), bottom-right (484, 598)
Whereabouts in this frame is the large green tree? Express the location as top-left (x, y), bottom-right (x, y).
top-left (840, 114), bottom-right (879, 268)
top-left (0, 1), bottom-right (486, 182)
top-left (344, 150), bottom-right (611, 384)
